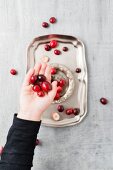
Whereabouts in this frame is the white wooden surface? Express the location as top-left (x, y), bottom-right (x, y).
top-left (0, 0), bottom-right (113, 169)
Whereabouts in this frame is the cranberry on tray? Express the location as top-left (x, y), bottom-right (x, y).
top-left (57, 105), bottom-right (64, 112)
top-left (51, 67), bottom-right (57, 75)
top-left (54, 49), bottom-right (61, 55)
top-left (44, 44), bottom-right (51, 51)
top-left (50, 40), bottom-right (58, 48)
top-left (62, 47), bottom-right (68, 51)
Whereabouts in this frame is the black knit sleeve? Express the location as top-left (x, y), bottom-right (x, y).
top-left (0, 114), bottom-right (41, 170)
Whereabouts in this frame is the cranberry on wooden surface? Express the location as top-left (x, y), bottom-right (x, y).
top-left (73, 108), bottom-right (80, 115)
top-left (42, 22), bottom-right (49, 28)
top-left (54, 49), bottom-right (61, 55)
top-left (54, 93), bottom-right (60, 100)
top-left (57, 105), bottom-right (64, 112)
top-left (30, 75), bottom-right (37, 84)
top-left (49, 17), bottom-right (56, 23)
top-left (32, 85), bottom-right (41, 92)
top-left (0, 146), bottom-right (3, 155)
top-left (37, 91), bottom-right (45, 97)
top-left (44, 44), bottom-right (51, 51)
top-left (57, 86), bottom-right (63, 93)
top-left (41, 81), bottom-right (52, 92)
top-left (50, 40), bottom-right (58, 48)
top-left (66, 108), bottom-right (74, 115)
top-left (76, 68), bottom-right (81, 73)
top-left (37, 74), bottom-right (46, 82)
top-left (10, 69), bottom-right (17, 75)
top-left (100, 98), bottom-right (108, 105)
top-left (62, 47), bottom-right (68, 51)
top-left (51, 68), bottom-right (57, 75)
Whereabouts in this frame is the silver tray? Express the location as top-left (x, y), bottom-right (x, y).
top-left (27, 34), bottom-right (88, 127)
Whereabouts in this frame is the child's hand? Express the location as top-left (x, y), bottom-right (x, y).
top-left (18, 62), bottom-right (57, 121)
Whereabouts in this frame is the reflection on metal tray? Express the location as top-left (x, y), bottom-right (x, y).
top-left (27, 34), bottom-right (88, 127)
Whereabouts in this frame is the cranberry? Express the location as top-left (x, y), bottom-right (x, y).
top-left (54, 49), bottom-right (61, 55)
top-left (100, 98), bottom-right (108, 105)
top-left (35, 139), bottom-right (40, 146)
top-left (41, 81), bottom-right (52, 92)
top-left (57, 105), bottom-right (64, 112)
top-left (51, 68), bottom-right (57, 75)
top-left (42, 22), bottom-right (49, 28)
top-left (37, 74), bottom-right (46, 82)
top-left (29, 75), bottom-right (37, 84)
top-left (57, 86), bottom-right (63, 93)
top-left (54, 93), bottom-right (60, 100)
top-left (50, 40), bottom-right (58, 48)
top-left (66, 108), bottom-right (74, 115)
top-left (76, 68), bottom-right (81, 73)
top-left (49, 17), bottom-right (56, 23)
top-left (0, 146), bottom-right (3, 155)
top-left (62, 47), bottom-right (68, 51)
top-left (32, 85), bottom-right (41, 92)
top-left (58, 79), bottom-right (66, 87)
top-left (37, 91), bottom-right (45, 97)
top-left (10, 69), bottom-right (17, 75)
top-left (44, 44), bottom-right (51, 51)
top-left (73, 108), bottom-right (80, 115)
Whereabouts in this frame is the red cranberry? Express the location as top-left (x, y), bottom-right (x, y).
top-left (62, 47), bottom-right (68, 51)
top-left (37, 74), bottom-right (46, 82)
top-left (37, 91), bottom-right (45, 97)
top-left (50, 40), bottom-right (58, 48)
top-left (54, 93), bottom-right (60, 100)
top-left (73, 108), bottom-right (80, 115)
top-left (51, 68), bottom-right (57, 75)
top-left (41, 81), bottom-right (52, 92)
top-left (57, 105), bottom-right (64, 112)
top-left (76, 68), bottom-right (81, 73)
top-left (10, 69), bottom-right (17, 75)
top-left (49, 17), bottom-right (56, 23)
top-left (66, 108), bottom-right (74, 115)
top-left (35, 139), bottom-right (40, 146)
top-left (100, 98), bottom-right (108, 105)
top-left (54, 49), bottom-right (61, 55)
top-left (44, 44), bottom-right (51, 51)
top-left (32, 85), bottom-right (41, 92)
top-left (0, 146), bottom-right (3, 155)
top-left (29, 75), bottom-right (37, 84)
top-left (58, 79), bottom-right (66, 87)
top-left (57, 86), bottom-right (63, 93)
top-left (42, 22), bottom-right (49, 28)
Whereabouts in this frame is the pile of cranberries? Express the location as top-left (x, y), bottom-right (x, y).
top-left (44, 39), bottom-right (68, 56)
top-left (30, 74), bottom-right (52, 97)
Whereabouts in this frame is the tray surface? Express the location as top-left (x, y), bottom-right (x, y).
top-left (27, 34), bottom-right (87, 127)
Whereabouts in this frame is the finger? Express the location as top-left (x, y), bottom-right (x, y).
top-left (23, 68), bottom-right (34, 86)
top-left (45, 65), bottom-right (51, 83)
top-left (34, 62), bottom-right (42, 75)
top-left (48, 81), bottom-right (57, 99)
top-left (39, 62), bottom-right (47, 75)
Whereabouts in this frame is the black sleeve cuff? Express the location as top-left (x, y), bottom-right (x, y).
top-left (0, 114), bottom-right (41, 167)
